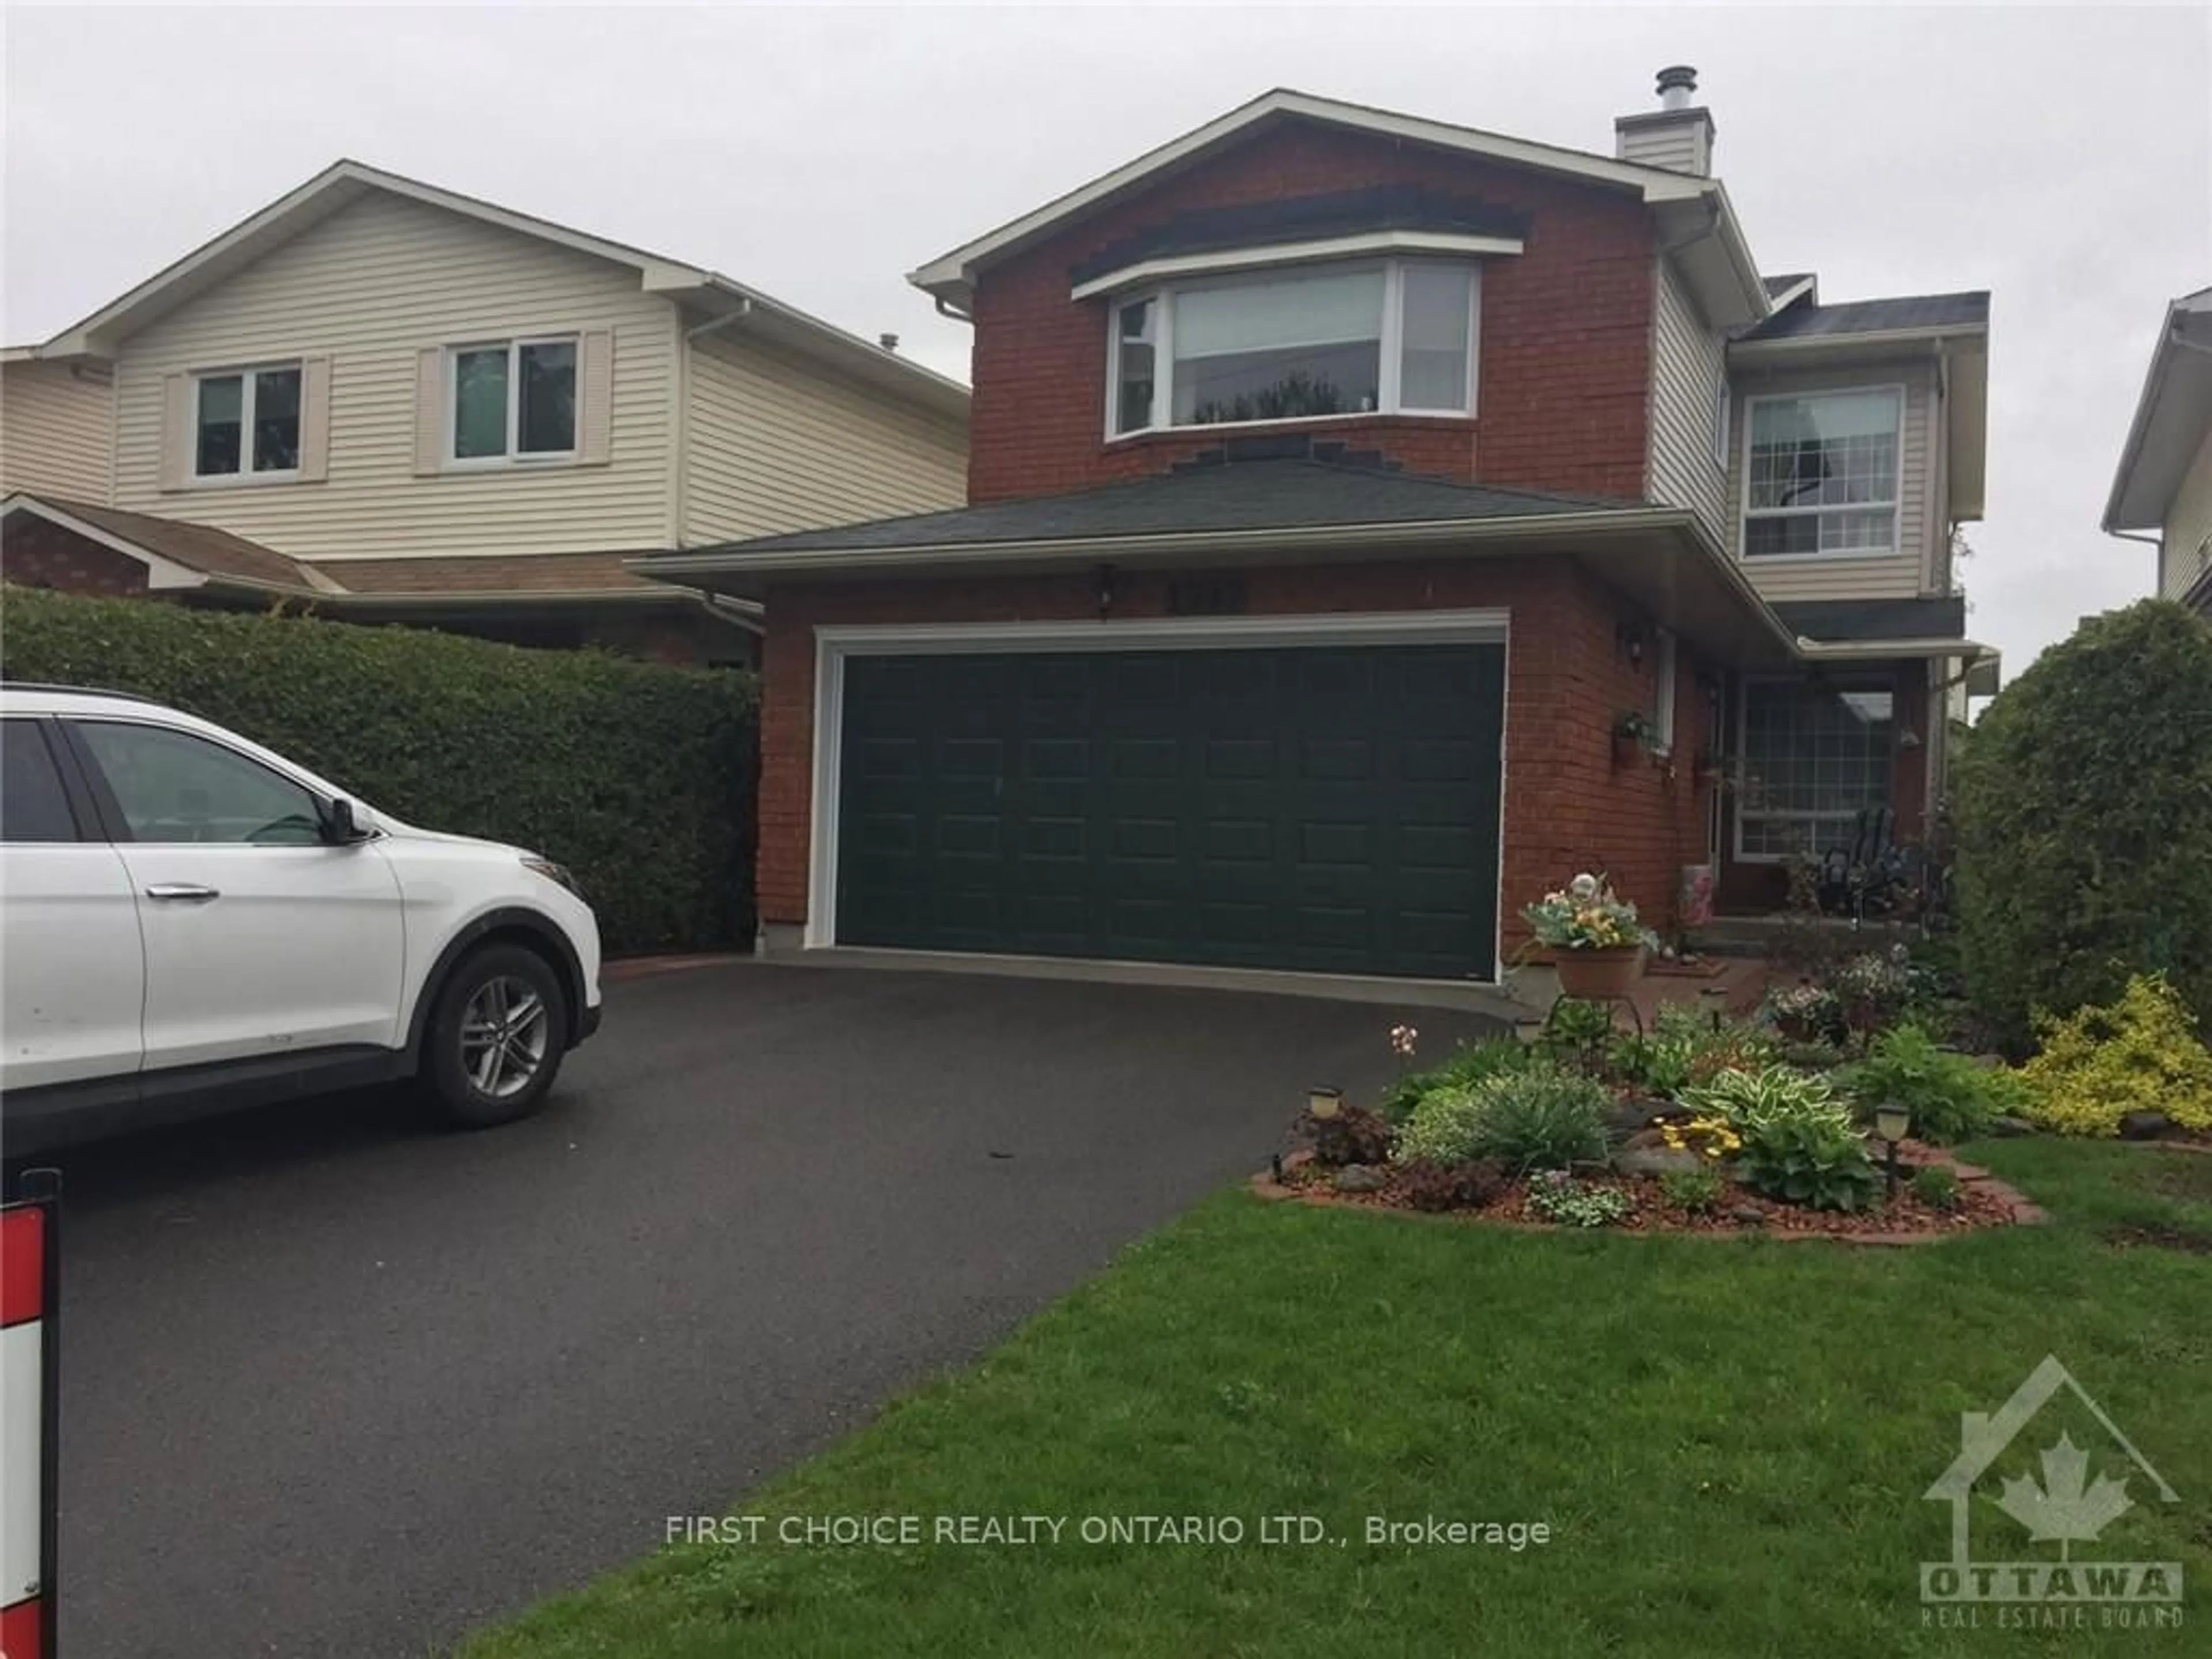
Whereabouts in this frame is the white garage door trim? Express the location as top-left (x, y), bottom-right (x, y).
top-left (806, 608), bottom-right (1513, 979)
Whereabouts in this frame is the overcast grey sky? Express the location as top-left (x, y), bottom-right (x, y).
top-left (5, 3), bottom-right (2207, 674)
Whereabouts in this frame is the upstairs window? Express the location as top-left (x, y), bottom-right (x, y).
top-left (1108, 260), bottom-right (1478, 437)
top-left (449, 338), bottom-right (577, 461)
top-left (194, 364), bottom-right (302, 478)
top-left (1743, 388), bottom-right (1902, 556)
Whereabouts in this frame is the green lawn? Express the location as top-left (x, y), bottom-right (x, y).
top-left (461, 1142), bottom-right (2210, 1657)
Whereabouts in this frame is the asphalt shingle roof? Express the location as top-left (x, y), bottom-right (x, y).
top-left (1743, 290), bottom-right (1988, 342)
top-left (1070, 186), bottom-right (1529, 288)
top-left (1771, 596), bottom-right (1967, 642)
top-left (668, 452), bottom-right (1643, 558)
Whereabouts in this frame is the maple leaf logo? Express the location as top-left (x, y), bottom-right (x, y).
top-left (1994, 1433), bottom-right (2135, 1559)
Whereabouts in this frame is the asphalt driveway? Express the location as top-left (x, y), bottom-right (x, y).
top-left (37, 961), bottom-right (1497, 1658)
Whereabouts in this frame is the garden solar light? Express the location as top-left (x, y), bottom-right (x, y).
top-left (1308, 1086), bottom-right (1343, 1120)
top-left (1874, 1103), bottom-right (1911, 1203)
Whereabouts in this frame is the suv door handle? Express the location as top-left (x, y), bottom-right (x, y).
top-left (145, 883), bottom-right (221, 902)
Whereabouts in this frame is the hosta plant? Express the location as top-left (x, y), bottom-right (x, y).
top-left (1736, 1117), bottom-right (1880, 1212)
top-left (1676, 1065), bottom-right (1855, 1137)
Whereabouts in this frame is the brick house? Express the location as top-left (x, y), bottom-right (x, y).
top-left (649, 73), bottom-right (1997, 983)
top-left (1, 161), bottom-right (970, 664)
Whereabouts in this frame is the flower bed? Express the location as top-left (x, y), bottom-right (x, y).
top-left (1256, 1145), bottom-right (2041, 1244)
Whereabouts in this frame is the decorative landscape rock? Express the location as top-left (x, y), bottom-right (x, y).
top-left (1990, 1115), bottom-right (2038, 1138)
top-left (1604, 1098), bottom-right (1675, 1139)
top-left (1613, 1142), bottom-right (1705, 1178)
top-left (1333, 1165), bottom-right (1388, 1194)
top-left (1730, 1205), bottom-right (1768, 1226)
top-left (2120, 1111), bottom-right (2177, 1141)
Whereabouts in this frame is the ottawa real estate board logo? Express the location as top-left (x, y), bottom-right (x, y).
top-left (1921, 1355), bottom-right (2183, 1623)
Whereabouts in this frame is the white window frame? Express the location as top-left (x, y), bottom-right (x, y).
top-left (1104, 258), bottom-right (1480, 440)
top-left (1738, 385), bottom-right (1905, 560)
top-left (190, 361), bottom-right (304, 484)
top-left (1650, 627), bottom-right (1678, 756)
top-left (1732, 676), bottom-right (1895, 864)
top-left (445, 336), bottom-right (578, 467)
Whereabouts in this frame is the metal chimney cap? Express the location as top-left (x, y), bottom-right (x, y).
top-left (878, 332), bottom-right (900, 352)
top-left (1656, 65), bottom-right (1699, 109)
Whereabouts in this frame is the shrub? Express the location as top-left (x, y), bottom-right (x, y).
top-left (1, 585), bottom-right (757, 954)
top-left (1736, 1118), bottom-right (1880, 1212)
top-left (1375, 1034), bottom-right (1535, 1122)
top-left (1525, 1172), bottom-right (1632, 1228)
top-left (1539, 998), bottom-right (1618, 1063)
top-left (1676, 1065), bottom-right (1854, 1137)
top-left (2018, 974), bottom-right (2212, 1137)
top-left (1391, 1085), bottom-right (1486, 1165)
top-left (1836, 1023), bottom-right (2025, 1145)
top-left (1831, 951), bottom-right (1916, 1036)
top-left (1297, 1105), bottom-right (1394, 1169)
top-left (1388, 1159), bottom-right (1509, 1214)
top-left (1911, 1165), bottom-right (1963, 1212)
top-left (1390, 1062), bottom-right (1610, 1172)
top-left (1954, 600), bottom-right (2212, 1050)
top-left (1657, 1165), bottom-right (1726, 1214)
top-left (1464, 1065), bottom-right (1612, 1172)
top-left (1763, 982), bottom-right (1846, 1045)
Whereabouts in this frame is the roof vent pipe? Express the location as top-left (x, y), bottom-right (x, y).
top-left (1656, 65), bottom-right (1698, 109)
top-left (878, 332), bottom-right (900, 353)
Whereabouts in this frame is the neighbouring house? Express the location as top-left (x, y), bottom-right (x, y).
top-left (645, 71), bottom-right (1997, 982)
top-left (0, 161), bottom-right (969, 663)
top-left (2105, 285), bottom-right (2212, 618)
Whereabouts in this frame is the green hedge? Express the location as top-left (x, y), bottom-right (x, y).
top-left (1952, 599), bottom-right (2212, 1052)
top-left (2, 586), bottom-right (758, 955)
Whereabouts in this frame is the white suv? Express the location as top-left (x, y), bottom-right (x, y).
top-left (0, 684), bottom-right (602, 1153)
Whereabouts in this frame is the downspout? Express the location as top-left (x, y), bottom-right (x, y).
top-left (671, 298), bottom-right (756, 548)
top-left (934, 294), bottom-right (974, 325)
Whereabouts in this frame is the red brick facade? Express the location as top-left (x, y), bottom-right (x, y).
top-left (758, 557), bottom-right (1715, 959)
top-left (1, 518), bottom-right (152, 597)
top-left (966, 120), bottom-right (1656, 504)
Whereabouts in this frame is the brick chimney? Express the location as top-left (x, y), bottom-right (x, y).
top-left (1614, 65), bottom-right (1715, 176)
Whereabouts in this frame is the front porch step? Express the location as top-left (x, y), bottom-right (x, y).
top-left (1687, 914), bottom-right (1921, 957)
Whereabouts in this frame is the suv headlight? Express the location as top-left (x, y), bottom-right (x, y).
top-left (521, 855), bottom-right (583, 899)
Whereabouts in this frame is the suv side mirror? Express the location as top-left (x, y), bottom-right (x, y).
top-left (319, 797), bottom-right (366, 845)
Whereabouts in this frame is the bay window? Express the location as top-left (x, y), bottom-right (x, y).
top-left (1736, 680), bottom-right (1893, 859)
top-left (1108, 259), bottom-right (1478, 437)
top-left (1743, 387), bottom-right (1902, 556)
top-left (194, 363), bottom-right (302, 479)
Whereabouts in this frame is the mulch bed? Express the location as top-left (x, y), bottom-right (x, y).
top-left (1258, 1147), bottom-right (2042, 1245)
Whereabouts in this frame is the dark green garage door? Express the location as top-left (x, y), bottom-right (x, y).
top-left (834, 642), bottom-right (1505, 980)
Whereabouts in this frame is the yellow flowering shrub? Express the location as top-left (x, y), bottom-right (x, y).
top-left (2018, 974), bottom-right (2212, 1137)
top-left (1657, 1113), bottom-right (1743, 1160)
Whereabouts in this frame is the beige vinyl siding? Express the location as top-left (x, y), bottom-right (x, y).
top-left (682, 328), bottom-right (965, 544)
top-left (1647, 256), bottom-right (1728, 543)
top-left (1726, 359), bottom-right (1936, 602)
top-left (111, 192), bottom-right (673, 560)
top-left (2160, 428), bottom-right (2212, 601)
top-left (1, 359), bottom-right (115, 502)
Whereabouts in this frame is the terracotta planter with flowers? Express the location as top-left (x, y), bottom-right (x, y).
top-left (1521, 872), bottom-right (1657, 997)
top-left (1552, 945), bottom-right (1646, 999)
